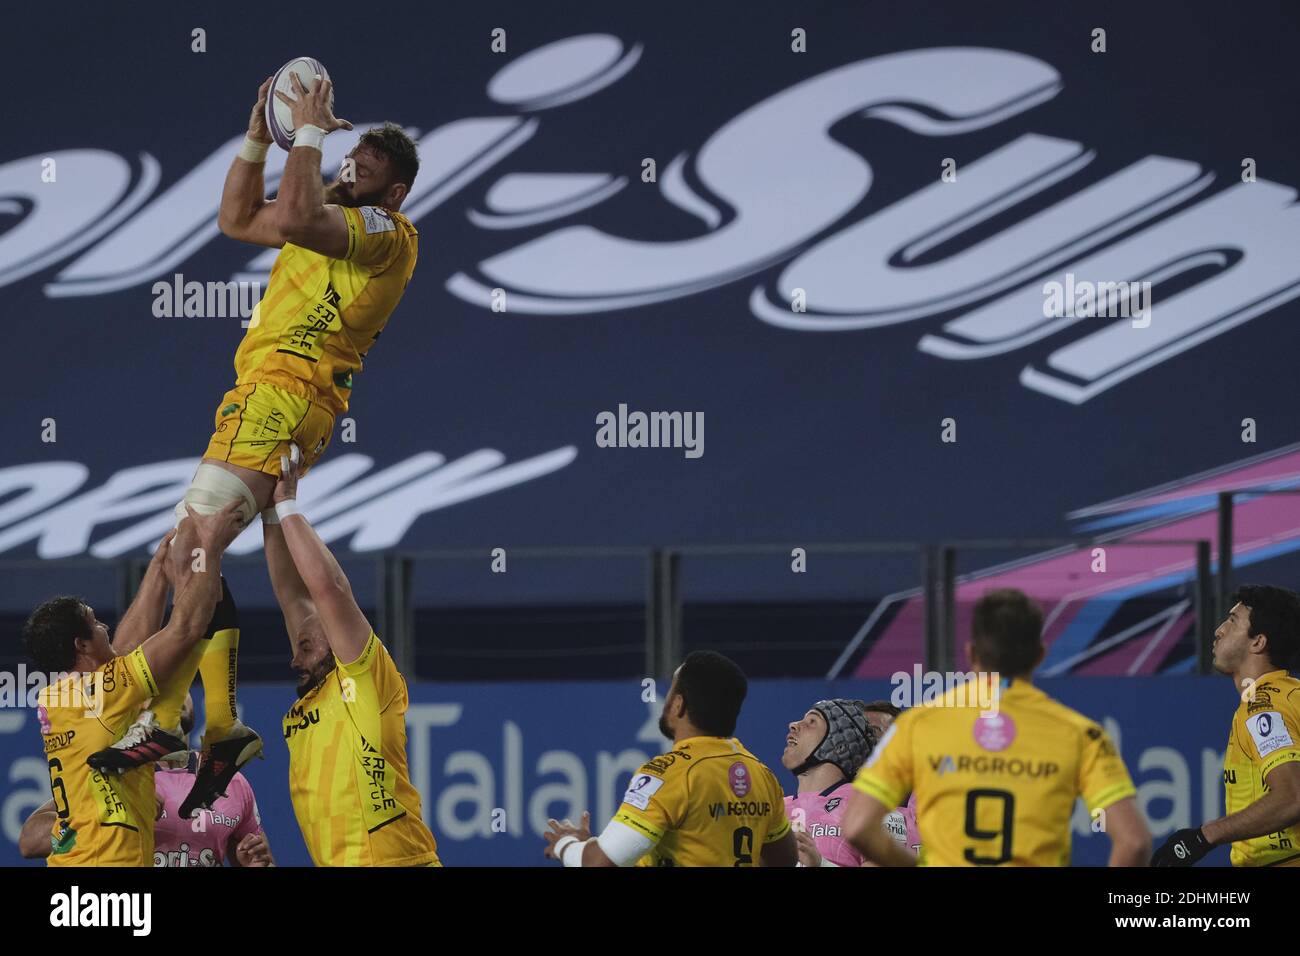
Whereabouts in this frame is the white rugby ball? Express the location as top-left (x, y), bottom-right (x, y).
top-left (266, 56), bottom-right (333, 150)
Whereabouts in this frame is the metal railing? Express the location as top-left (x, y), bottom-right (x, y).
top-left (0, 533), bottom-right (1229, 678)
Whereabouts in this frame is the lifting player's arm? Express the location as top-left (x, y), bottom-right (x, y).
top-left (272, 447), bottom-right (372, 665)
top-left (264, 517), bottom-right (317, 651)
top-left (18, 799), bottom-right (57, 860)
top-left (111, 529), bottom-right (177, 656)
top-left (136, 503), bottom-right (242, 685)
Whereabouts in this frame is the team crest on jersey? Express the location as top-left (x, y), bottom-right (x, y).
top-left (728, 761), bottom-right (750, 797)
top-left (972, 712), bottom-right (1016, 752)
top-left (824, 796), bottom-right (842, 813)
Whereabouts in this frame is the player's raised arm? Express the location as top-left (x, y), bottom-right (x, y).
top-left (271, 73), bottom-right (352, 258)
top-left (111, 529), bottom-right (177, 656)
top-left (18, 799), bottom-right (57, 860)
top-left (263, 516), bottom-right (318, 649)
top-left (271, 446), bottom-right (372, 664)
top-left (217, 76), bottom-right (285, 249)
top-left (138, 503), bottom-right (242, 685)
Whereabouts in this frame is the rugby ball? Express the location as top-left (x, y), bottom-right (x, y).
top-left (265, 56), bottom-right (333, 150)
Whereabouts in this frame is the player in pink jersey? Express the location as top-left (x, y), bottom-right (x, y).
top-left (19, 696), bottom-right (274, 867)
top-left (782, 698), bottom-right (920, 866)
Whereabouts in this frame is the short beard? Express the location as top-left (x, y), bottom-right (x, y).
top-left (296, 661), bottom-right (336, 698)
top-left (658, 713), bottom-right (673, 741)
top-left (324, 181), bottom-right (383, 208)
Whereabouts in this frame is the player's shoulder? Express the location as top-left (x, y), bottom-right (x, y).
top-left (636, 745), bottom-right (697, 780)
top-left (353, 204), bottom-right (416, 239)
top-left (1229, 672), bottom-right (1293, 722)
top-left (1016, 682), bottom-right (1107, 741)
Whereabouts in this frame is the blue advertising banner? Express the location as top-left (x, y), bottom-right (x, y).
top-left (0, 677), bottom-right (1241, 866)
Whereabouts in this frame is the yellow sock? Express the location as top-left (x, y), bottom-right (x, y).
top-left (152, 643), bottom-right (203, 732)
top-left (199, 626), bottom-right (240, 741)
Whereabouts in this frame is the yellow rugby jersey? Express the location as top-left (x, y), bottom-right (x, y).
top-left (613, 736), bottom-right (790, 867)
top-left (37, 648), bottom-right (161, 866)
top-left (1223, 669), bottom-right (1300, 866)
top-left (235, 205), bottom-right (418, 416)
top-left (854, 678), bottom-right (1135, 866)
top-left (284, 631), bottom-right (438, 866)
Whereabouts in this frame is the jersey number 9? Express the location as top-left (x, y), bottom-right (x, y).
top-left (963, 788), bottom-right (1015, 865)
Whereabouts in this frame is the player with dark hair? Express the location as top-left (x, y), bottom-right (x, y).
top-left (104, 72), bottom-right (424, 809)
top-left (1153, 584), bottom-right (1300, 867)
top-left (543, 650), bottom-right (796, 867)
top-left (24, 505), bottom-right (242, 866)
top-left (844, 588), bottom-right (1151, 866)
top-left (21, 695), bottom-right (274, 867)
top-left (264, 446), bottom-right (439, 866)
top-left (862, 699), bottom-right (902, 738)
top-left (782, 699), bottom-right (884, 867)
top-left (782, 698), bottom-right (920, 865)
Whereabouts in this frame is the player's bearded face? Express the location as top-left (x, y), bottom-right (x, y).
top-left (658, 689), bottom-right (682, 740)
top-left (325, 176), bottom-right (389, 208)
top-left (292, 632), bottom-right (335, 695)
top-left (326, 147), bottom-right (394, 208)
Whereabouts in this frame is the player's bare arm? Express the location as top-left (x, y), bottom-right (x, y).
top-left (1100, 796), bottom-right (1152, 867)
top-left (217, 76), bottom-right (284, 249)
top-left (18, 799), bottom-right (56, 860)
top-left (1203, 761), bottom-right (1300, 845)
top-left (843, 790), bottom-right (918, 867)
top-left (137, 503), bottom-right (242, 684)
top-left (110, 529), bottom-right (177, 656)
top-left (272, 446), bottom-right (371, 663)
top-left (272, 73), bottom-right (352, 258)
top-left (760, 829), bottom-right (798, 867)
top-left (264, 519), bottom-right (318, 646)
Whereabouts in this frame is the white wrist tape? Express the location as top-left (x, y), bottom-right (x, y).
top-left (274, 499), bottom-right (300, 521)
top-left (560, 837), bottom-right (589, 868)
top-left (293, 124), bottom-right (326, 151)
top-left (238, 137), bottom-right (270, 162)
